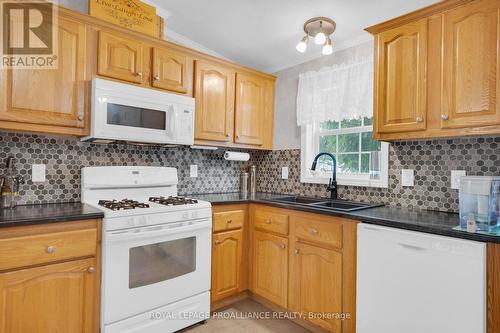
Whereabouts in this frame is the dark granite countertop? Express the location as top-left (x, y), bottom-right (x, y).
top-left (189, 192), bottom-right (500, 244)
top-left (0, 202), bottom-right (104, 228)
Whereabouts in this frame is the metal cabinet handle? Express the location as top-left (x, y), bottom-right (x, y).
top-left (441, 114), bottom-right (449, 120)
top-left (311, 228), bottom-right (319, 235)
top-left (236, 134), bottom-right (240, 139)
top-left (78, 113), bottom-right (84, 121)
top-left (87, 267), bottom-right (95, 273)
top-left (46, 246), bottom-right (55, 254)
top-left (225, 134), bottom-right (230, 138)
top-left (153, 75), bottom-right (160, 81)
top-left (214, 239), bottom-right (221, 245)
top-left (135, 72), bottom-right (143, 77)
top-left (227, 219), bottom-right (232, 224)
top-left (416, 116), bottom-right (423, 123)
top-left (294, 248), bottom-right (299, 255)
top-left (266, 219), bottom-right (272, 224)
top-left (280, 244), bottom-right (286, 249)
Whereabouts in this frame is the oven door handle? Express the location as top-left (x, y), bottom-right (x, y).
top-left (106, 219), bottom-right (211, 243)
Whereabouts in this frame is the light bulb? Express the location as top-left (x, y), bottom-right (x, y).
top-left (322, 37), bottom-right (333, 55)
top-left (314, 32), bottom-right (326, 45)
top-left (296, 36), bottom-right (308, 53)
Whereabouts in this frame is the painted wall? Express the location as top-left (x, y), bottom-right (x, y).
top-left (272, 42), bottom-right (373, 150)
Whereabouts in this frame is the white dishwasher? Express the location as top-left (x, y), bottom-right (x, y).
top-left (356, 223), bottom-right (486, 333)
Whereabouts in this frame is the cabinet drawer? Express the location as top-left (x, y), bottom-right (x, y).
top-left (294, 217), bottom-right (342, 249)
top-left (0, 228), bottom-right (97, 271)
top-left (213, 210), bottom-right (244, 232)
top-left (254, 209), bottom-right (289, 235)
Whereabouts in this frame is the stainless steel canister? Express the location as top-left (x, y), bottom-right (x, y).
top-left (240, 172), bottom-right (249, 197)
top-left (249, 165), bottom-right (256, 195)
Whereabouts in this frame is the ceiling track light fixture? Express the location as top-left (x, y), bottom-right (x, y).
top-left (296, 17), bottom-right (336, 55)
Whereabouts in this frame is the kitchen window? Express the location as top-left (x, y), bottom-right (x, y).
top-left (300, 116), bottom-right (389, 188)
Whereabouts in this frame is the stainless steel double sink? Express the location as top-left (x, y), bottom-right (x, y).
top-left (268, 196), bottom-right (383, 212)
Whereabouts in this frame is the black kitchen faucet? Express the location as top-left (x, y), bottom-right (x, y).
top-left (311, 152), bottom-right (337, 200)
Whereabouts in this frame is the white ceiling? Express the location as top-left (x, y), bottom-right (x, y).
top-left (149, 0), bottom-right (439, 73)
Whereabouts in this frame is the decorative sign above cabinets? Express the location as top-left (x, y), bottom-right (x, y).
top-left (89, 0), bottom-right (161, 38)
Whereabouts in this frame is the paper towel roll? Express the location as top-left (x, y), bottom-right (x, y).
top-left (224, 151), bottom-right (250, 161)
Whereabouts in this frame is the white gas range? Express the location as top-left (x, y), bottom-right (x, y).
top-left (81, 166), bottom-right (212, 333)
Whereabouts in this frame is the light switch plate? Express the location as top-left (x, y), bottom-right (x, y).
top-left (189, 165), bottom-right (198, 178)
top-left (451, 170), bottom-right (466, 189)
top-left (32, 164), bottom-right (46, 182)
top-left (281, 167), bottom-right (289, 180)
top-left (401, 169), bottom-right (414, 187)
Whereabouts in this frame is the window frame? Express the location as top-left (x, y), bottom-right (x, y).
top-left (300, 120), bottom-right (389, 188)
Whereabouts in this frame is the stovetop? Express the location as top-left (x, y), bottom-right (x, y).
top-left (98, 196), bottom-right (199, 211)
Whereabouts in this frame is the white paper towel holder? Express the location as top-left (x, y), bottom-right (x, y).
top-left (224, 151), bottom-right (250, 161)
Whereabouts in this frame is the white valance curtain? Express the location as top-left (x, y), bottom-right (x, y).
top-left (296, 57), bottom-right (373, 126)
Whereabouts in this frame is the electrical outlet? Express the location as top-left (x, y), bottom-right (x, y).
top-left (401, 169), bottom-right (414, 187)
top-left (32, 164), bottom-right (46, 182)
top-left (451, 170), bottom-right (466, 189)
top-left (281, 167), bottom-right (289, 179)
top-left (190, 165), bottom-right (198, 178)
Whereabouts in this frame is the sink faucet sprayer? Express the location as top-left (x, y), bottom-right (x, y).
top-left (311, 153), bottom-right (337, 200)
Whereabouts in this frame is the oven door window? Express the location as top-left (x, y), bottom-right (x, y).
top-left (129, 237), bottom-right (196, 289)
top-left (107, 103), bottom-right (166, 130)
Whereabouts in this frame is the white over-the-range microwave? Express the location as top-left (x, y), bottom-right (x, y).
top-left (82, 78), bottom-right (195, 146)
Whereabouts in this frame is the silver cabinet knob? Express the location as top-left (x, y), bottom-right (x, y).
top-left (135, 72), bottom-right (143, 77)
top-left (87, 267), bottom-right (95, 273)
top-left (153, 75), bottom-right (160, 81)
top-left (311, 228), bottom-right (319, 235)
top-left (236, 134), bottom-right (240, 139)
top-left (214, 239), bottom-right (221, 245)
top-left (294, 248), bottom-right (299, 255)
top-left (46, 246), bottom-right (55, 254)
top-left (280, 244), bottom-right (286, 249)
top-left (78, 113), bottom-right (84, 121)
top-left (225, 134), bottom-right (230, 138)
top-left (227, 219), bottom-right (232, 224)
top-left (441, 114), bottom-right (449, 120)
top-left (266, 219), bottom-right (271, 224)
top-left (416, 116), bottom-right (423, 123)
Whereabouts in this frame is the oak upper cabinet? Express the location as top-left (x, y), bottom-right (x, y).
top-left (291, 242), bottom-right (343, 332)
top-left (194, 60), bottom-right (235, 142)
top-left (0, 16), bottom-right (87, 135)
top-left (234, 72), bottom-right (266, 146)
top-left (374, 18), bottom-right (427, 134)
top-left (0, 258), bottom-right (97, 333)
top-left (367, 0), bottom-right (500, 140)
top-left (212, 229), bottom-right (243, 302)
top-left (98, 31), bottom-right (145, 84)
top-left (252, 230), bottom-right (288, 308)
top-left (151, 47), bottom-right (188, 93)
top-left (441, 0), bottom-right (500, 129)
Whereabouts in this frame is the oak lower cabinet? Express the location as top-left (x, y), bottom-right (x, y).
top-left (0, 219), bottom-right (101, 333)
top-left (250, 204), bottom-right (357, 333)
top-left (0, 16), bottom-right (88, 136)
top-left (211, 205), bottom-right (248, 306)
top-left (252, 230), bottom-right (288, 308)
top-left (367, 0), bottom-right (500, 140)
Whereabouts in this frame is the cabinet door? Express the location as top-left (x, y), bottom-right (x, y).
top-left (211, 229), bottom-right (243, 302)
top-left (234, 72), bottom-right (265, 145)
top-left (441, 0), bottom-right (500, 129)
top-left (98, 31), bottom-right (144, 83)
top-left (0, 17), bottom-right (86, 130)
top-left (0, 258), bottom-right (97, 333)
top-left (252, 230), bottom-right (288, 307)
top-left (291, 242), bottom-right (343, 332)
top-left (151, 47), bottom-right (188, 93)
top-left (375, 18), bottom-right (427, 134)
top-left (194, 60), bottom-right (235, 142)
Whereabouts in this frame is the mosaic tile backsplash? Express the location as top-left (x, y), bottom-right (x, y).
top-left (0, 131), bottom-right (251, 205)
top-left (255, 137), bottom-right (500, 212)
top-left (1, 131), bottom-right (499, 213)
